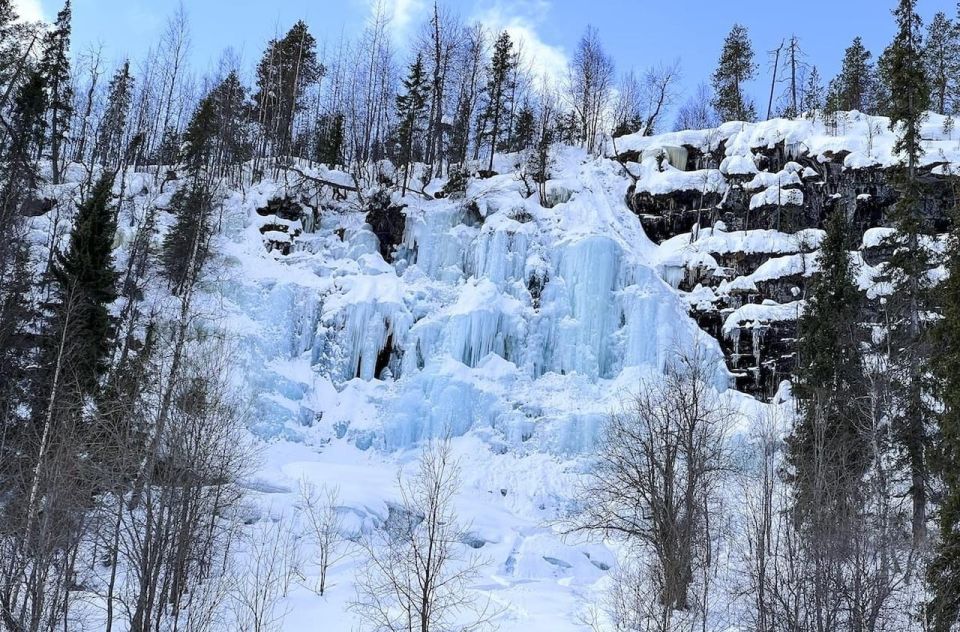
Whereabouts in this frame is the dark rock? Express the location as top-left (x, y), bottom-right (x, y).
top-left (462, 200), bottom-right (485, 227)
top-left (365, 189), bottom-right (407, 263)
top-left (255, 196), bottom-right (304, 222)
top-left (20, 197), bottom-right (55, 217)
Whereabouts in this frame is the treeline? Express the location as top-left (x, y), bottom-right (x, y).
top-left (5, 0), bottom-right (960, 202)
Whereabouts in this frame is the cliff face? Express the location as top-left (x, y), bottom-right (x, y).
top-left (615, 111), bottom-right (958, 399)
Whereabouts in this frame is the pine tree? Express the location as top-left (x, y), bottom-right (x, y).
top-left (831, 37), bottom-right (876, 113)
top-left (928, 193), bottom-right (960, 632)
top-left (395, 54), bottom-right (429, 195)
top-left (39, 0), bottom-right (72, 184)
top-left (478, 31), bottom-right (516, 172)
top-left (711, 24), bottom-right (757, 122)
top-left (923, 11), bottom-right (959, 114)
top-left (788, 209), bottom-right (870, 525)
top-left (93, 61), bottom-right (134, 168)
top-left (44, 174), bottom-right (118, 397)
top-left (879, 0), bottom-right (933, 547)
top-left (254, 20), bottom-right (322, 158)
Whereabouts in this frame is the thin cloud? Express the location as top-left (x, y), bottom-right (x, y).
top-left (13, 0), bottom-right (44, 22)
top-left (371, 0), bottom-right (429, 42)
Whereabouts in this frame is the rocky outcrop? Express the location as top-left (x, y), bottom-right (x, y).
top-left (256, 196), bottom-right (306, 255)
top-left (618, 115), bottom-right (959, 400)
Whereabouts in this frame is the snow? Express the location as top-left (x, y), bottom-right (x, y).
top-left (659, 224), bottom-right (824, 259)
top-left (749, 183), bottom-right (804, 210)
top-left (611, 110), bottom-right (960, 173)
top-left (744, 163), bottom-right (803, 191)
top-left (632, 163), bottom-right (727, 197)
top-left (746, 252), bottom-right (819, 284)
top-left (723, 300), bottom-right (804, 336)
top-left (720, 154), bottom-right (758, 176)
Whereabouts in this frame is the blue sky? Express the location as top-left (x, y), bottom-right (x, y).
top-left (24, 0), bottom-right (957, 110)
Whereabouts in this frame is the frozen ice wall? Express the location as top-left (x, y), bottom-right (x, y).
top-left (216, 151), bottom-right (726, 454)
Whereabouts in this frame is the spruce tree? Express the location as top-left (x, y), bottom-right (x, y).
top-left (928, 194), bottom-right (960, 632)
top-left (153, 125), bottom-right (180, 168)
top-left (923, 11), bottom-right (959, 114)
top-left (802, 66), bottom-right (825, 115)
top-left (395, 54), bottom-right (429, 195)
top-left (479, 31), bottom-right (516, 172)
top-left (788, 209), bottom-right (869, 524)
top-left (711, 24), bottom-right (757, 122)
top-left (831, 37), bottom-right (876, 113)
top-left (527, 116), bottom-right (554, 206)
top-left (449, 99), bottom-right (472, 168)
top-left (44, 174), bottom-right (118, 397)
top-left (160, 183), bottom-right (213, 294)
top-left (510, 103), bottom-right (536, 153)
top-left (554, 110), bottom-right (580, 145)
top-left (315, 112), bottom-right (344, 168)
top-left (0, 241), bottom-right (35, 429)
top-left (161, 94), bottom-right (218, 294)
top-left (879, 0), bottom-right (933, 547)
top-left (1, 69), bottom-right (46, 231)
top-left (39, 0), bottom-right (72, 184)
top-left (180, 93), bottom-right (218, 175)
top-left (208, 70), bottom-right (251, 173)
top-left (0, 0), bottom-right (21, 96)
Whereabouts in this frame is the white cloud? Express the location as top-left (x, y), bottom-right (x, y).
top-left (13, 0), bottom-right (44, 22)
top-left (473, 0), bottom-right (568, 85)
top-left (369, 0), bottom-right (428, 42)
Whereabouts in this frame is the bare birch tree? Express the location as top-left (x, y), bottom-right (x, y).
top-left (568, 26), bottom-right (614, 153)
top-left (573, 350), bottom-right (733, 625)
top-left (352, 440), bottom-right (493, 632)
top-left (299, 480), bottom-right (350, 597)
